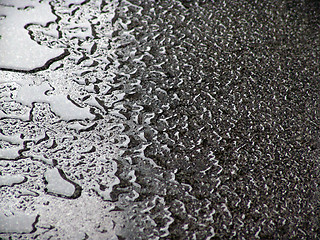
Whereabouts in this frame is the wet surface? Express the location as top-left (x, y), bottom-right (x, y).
top-left (0, 0), bottom-right (66, 71)
top-left (0, 0), bottom-right (320, 239)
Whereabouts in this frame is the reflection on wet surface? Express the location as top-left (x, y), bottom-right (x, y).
top-left (0, 0), bottom-right (66, 71)
top-left (1, 0), bottom-right (320, 239)
top-left (0, 212), bottom-right (38, 234)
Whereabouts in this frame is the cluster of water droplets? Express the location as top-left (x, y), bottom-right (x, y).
top-left (110, 0), bottom-right (320, 239)
top-left (0, 0), bottom-right (138, 239)
top-left (1, 0), bottom-right (320, 239)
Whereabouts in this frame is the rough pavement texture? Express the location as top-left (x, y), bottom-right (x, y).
top-left (117, 0), bottom-right (320, 238)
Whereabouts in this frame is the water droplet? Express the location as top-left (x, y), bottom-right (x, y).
top-left (0, 174), bottom-right (26, 187)
top-left (44, 168), bottom-right (81, 199)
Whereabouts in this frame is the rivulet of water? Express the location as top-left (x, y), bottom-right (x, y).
top-left (1, 0), bottom-right (320, 239)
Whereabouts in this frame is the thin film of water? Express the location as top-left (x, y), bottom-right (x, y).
top-left (0, 0), bottom-right (133, 239)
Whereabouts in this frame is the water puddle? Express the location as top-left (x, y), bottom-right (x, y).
top-left (0, 0), bottom-right (130, 239)
top-left (44, 168), bottom-right (81, 199)
top-left (0, 213), bottom-right (38, 234)
top-left (0, 0), bottom-right (66, 71)
top-left (0, 174), bottom-right (26, 187)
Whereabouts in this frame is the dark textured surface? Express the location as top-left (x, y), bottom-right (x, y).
top-left (114, 0), bottom-right (320, 238)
